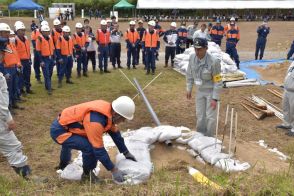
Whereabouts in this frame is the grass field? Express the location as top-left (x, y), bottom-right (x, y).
top-left (0, 65), bottom-right (293, 195)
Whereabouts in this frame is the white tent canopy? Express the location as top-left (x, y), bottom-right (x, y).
top-left (136, 0), bottom-right (294, 9)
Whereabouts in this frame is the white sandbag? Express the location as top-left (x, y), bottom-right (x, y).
top-left (115, 140), bottom-right (153, 185)
top-left (60, 162), bottom-right (83, 181)
top-left (154, 125), bottom-right (184, 142)
top-left (215, 159), bottom-right (251, 172)
top-left (188, 135), bottom-right (222, 152)
top-left (175, 131), bottom-right (197, 144)
top-left (221, 52), bottom-right (235, 65)
top-left (127, 127), bottom-right (161, 145)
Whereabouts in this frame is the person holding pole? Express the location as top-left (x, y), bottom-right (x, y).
top-left (186, 37), bottom-right (222, 136)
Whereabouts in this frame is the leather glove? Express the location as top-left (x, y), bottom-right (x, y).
top-left (112, 169), bottom-right (127, 183)
top-left (123, 151), bottom-right (137, 162)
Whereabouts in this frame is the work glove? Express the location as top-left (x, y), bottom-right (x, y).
top-left (123, 151), bottom-right (137, 162)
top-left (112, 169), bottom-right (127, 183)
top-left (58, 59), bottom-right (64, 64)
top-left (40, 61), bottom-right (45, 67)
top-left (4, 73), bottom-right (11, 80)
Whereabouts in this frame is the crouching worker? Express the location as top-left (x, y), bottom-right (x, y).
top-left (50, 96), bottom-right (137, 183)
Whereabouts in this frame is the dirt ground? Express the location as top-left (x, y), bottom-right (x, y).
top-left (253, 61), bottom-right (291, 86)
top-left (0, 17), bottom-right (293, 194)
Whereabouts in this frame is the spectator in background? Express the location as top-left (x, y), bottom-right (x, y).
top-left (70, 9), bottom-right (74, 21)
top-left (95, 9), bottom-right (100, 20)
top-left (84, 26), bottom-right (97, 72)
top-left (89, 9), bottom-right (93, 20)
top-left (31, 20), bottom-right (37, 31)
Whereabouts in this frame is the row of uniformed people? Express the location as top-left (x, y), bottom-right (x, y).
top-left (0, 22), bottom-right (32, 110)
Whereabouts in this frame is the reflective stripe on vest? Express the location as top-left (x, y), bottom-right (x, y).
top-left (15, 36), bottom-right (31, 60)
top-left (96, 29), bottom-right (110, 45)
top-left (3, 43), bottom-right (21, 67)
top-left (58, 100), bottom-right (113, 132)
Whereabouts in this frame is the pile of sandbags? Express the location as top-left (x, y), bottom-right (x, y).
top-left (174, 42), bottom-right (246, 82)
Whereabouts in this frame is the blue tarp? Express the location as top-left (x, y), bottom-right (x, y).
top-left (8, 0), bottom-right (43, 11)
top-left (240, 58), bottom-right (293, 85)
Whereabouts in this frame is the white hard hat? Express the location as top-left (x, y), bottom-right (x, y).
top-left (75, 22), bottom-right (83, 28)
top-left (41, 25), bottom-right (50, 32)
top-left (170, 22), bottom-right (177, 28)
top-left (53, 19), bottom-right (61, 26)
top-left (129, 21), bottom-right (136, 25)
top-left (15, 23), bottom-right (26, 31)
top-left (230, 17), bottom-right (235, 21)
top-left (112, 96), bottom-right (135, 120)
top-left (10, 30), bottom-right (15, 35)
top-left (100, 20), bottom-right (107, 25)
top-left (0, 23), bottom-right (11, 32)
top-left (62, 25), bottom-right (71, 33)
top-left (41, 21), bottom-right (49, 26)
top-left (148, 20), bottom-right (156, 26)
top-left (14, 21), bottom-right (24, 28)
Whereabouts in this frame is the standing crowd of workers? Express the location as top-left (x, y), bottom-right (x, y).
top-left (1, 15), bottom-right (294, 184)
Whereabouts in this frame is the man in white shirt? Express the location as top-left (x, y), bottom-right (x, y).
top-left (193, 23), bottom-right (211, 41)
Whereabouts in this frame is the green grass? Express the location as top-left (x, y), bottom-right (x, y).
top-left (0, 66), bottom-right (294, 195)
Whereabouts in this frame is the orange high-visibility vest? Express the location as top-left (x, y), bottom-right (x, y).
top-left (58, 100), bottom-right (113, 130)
top-left (31, 29), bottom-right (40, 41)
top-left (56, 36), bottom-right (74, 56)
top-left (3, 42), bottom-right (21, 68)
top-left (73, 32), bottom-right (88, 48)
top-left (124, 29), bottom-right (139, 44)
top-left (36, 35), bottom-right (55, 57)
top-left (51, 28), bottom-right (62, 45)
top-left (15, 36), bottom-right (31, 60)
top-left (142, 29), bottom-right (159, 48)
top-left (96, 29), bottom-right (110, 45)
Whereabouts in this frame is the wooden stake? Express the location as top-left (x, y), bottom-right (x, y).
top-left (234, 112), bottom-right (238, 156)
top-left (229, 108), bottom-right (234, 156)
top-left (221, 105), bottom-right (229, 151)
top-left (215, 101), bottom-right (220, 149)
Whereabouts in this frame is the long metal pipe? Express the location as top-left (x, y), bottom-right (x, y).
top-left (133, 78), bottom-right (172, 146)
top-left (133, 78), bottom-right (161, 126)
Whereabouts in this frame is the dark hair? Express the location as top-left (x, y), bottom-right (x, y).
top-left (84, 19), bottom-right (90, 23)
top-left (111, 15), bottom-right (116, 19)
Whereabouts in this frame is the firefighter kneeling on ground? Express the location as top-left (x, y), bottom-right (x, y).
top-left (50, 96), bottom-right (137, 183)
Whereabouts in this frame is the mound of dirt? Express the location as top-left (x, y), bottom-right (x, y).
top-left (252, 61), bottom-right (291, 86)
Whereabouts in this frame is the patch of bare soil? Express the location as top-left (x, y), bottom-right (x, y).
top-left (252, 61), bottom-right (291, 86)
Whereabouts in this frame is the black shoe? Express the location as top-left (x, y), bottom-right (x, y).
top-left (118, 66), bottom-right (123, 69)
top-left (81, 171), bottom-right (101, 184)
top-left (144, 67), bottom-right (147, 70)
top-left (286, 130), bottom-right (294, 137)
top-left (152, 71), bottom-right (155, 75)
top-left (93, 69), bottom-right (96, 73)
top-left (66, 80), bottom-right (74, 84)
top-left (12, 165), bottom-right (31, 179)
top-left (100, 69), bottom-right (104, 74)
top-left (37, 79), bottom-right (42, 84)
top-left (26, 89), bottom-right (34, 94)
top-left (47, 90), bottom-right (52, 95)
top-left (55, 162), bottom-right (69, 170)
top-left (276, 124), bottom-right (292, 130)
top-left (127, 66), bottom-right (130, 70)
top-left (58, 81), bottom-right (62, 88)
top-left (146, 71), bottom-right (150, 75)
top-left (133, 66), bottom-right (136, 69)
top-left (12, 103), bottom-right (25, 110)
top-left (77, 72), bottom-right (81, 78)
top-left (104, 70), bottom-right (111, 73)
top-left (83, 72), bottom-right (88, 77)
